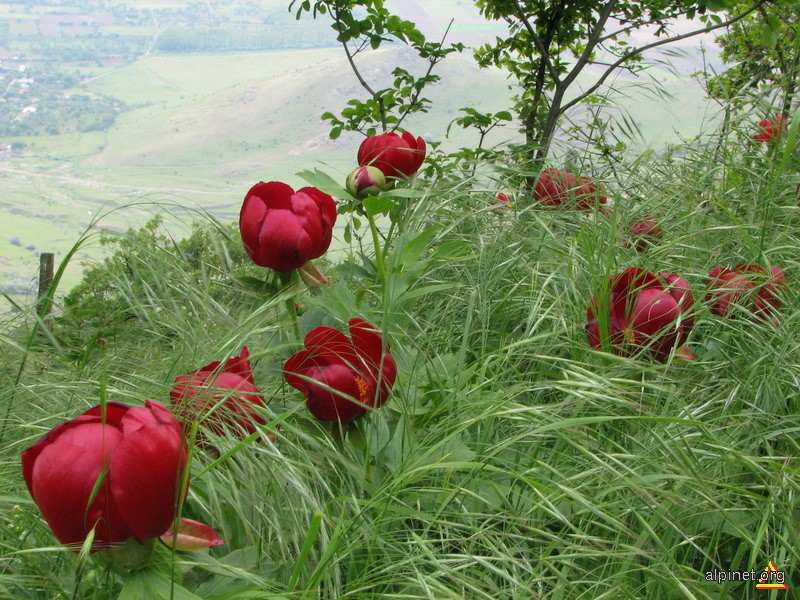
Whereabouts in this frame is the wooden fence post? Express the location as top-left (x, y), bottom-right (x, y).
top-left (37, 252), bottom-right (55, 320)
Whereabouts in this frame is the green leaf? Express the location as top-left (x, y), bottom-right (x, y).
top-left (343, 221), bottom-right (352, 244)
top-left (296, 168), bottom-right (348, 199)
top-left (407, 29), bottom-right (425, 45)
top-left (364, 413), bottom-right (392, 456)
top-left (394, 228), bottom-right (438, 269)
top-left (362, 195), bottom-right (396, 216)
top-left (383, 188), bottom-right (425, 199)
top-left (381, 414), bottom-right (413, 472)
top-left (765, 14), bottom-right (781, 30)
top-left (287, 513), bottom-right (323, 592)
top-left (401, 282), bottom-right (458, 301)
top-left (759, 25), bottom-right (777, 48)
top-left (118, 572), bottom-right (149, 600)
top-left (432, 240), bottom-right (473, 261)
top-left (119, 570), bottom-right (204, 600)
top-left (701, 0), bottom-right (730, 10)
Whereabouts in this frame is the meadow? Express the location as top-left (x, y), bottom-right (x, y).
top-left (1, 92), bottom-right (798, 599)
top-left (4, 1), bottom-right (797, 595)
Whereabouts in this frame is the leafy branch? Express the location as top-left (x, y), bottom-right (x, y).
top-left (291, 0), bottom-right (463, 137)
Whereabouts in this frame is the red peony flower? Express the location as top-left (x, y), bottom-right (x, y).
top-left (752, 115), bottom-right (787, 143)
top-left (284, 319), bottom-right (397, 424)
top-left (357, 131), bottom-right (426, 178)
top-left (491, 192), bottom-right (512, 210)
top-left (707, 264), bottom-right (786, 318)
top-left (170, 346), bottom-right (266, 439)
top-left (534, 168), bottom-right (607, 209)
top-left (239, 181), bottom-right (336, 272)
top-left (21, 401), bottom-right (188, 551)
top-left (586, 267), bottom-right (695, 361)
top-left (625, 214), bottom-right (663, 251)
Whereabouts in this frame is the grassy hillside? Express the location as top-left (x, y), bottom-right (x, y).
top-left (0, 37), bottom-right (721, 307)
top-left (1, 101), bottom-right (798, 598)
top-left (4, 6), bottom-right (799, 600)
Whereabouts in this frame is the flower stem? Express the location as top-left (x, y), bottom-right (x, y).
top-left (278, 270), bottom-right (302, 343)
top-left (367, 212), bottom-right (387, 288)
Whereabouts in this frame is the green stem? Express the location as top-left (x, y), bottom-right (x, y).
top-left (367, 212), bottom-right (387, 288)
top-left (278, 270), bottom-right (302, 343)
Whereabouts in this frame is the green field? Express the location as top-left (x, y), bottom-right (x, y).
top-left (1, 42), bottom-right (717, 308)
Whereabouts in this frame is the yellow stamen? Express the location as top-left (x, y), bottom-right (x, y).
top-left (354, 376), bottom-right (370, 403)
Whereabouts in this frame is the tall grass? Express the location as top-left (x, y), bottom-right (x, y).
top-left (1, 111), bottom-right (798, 599)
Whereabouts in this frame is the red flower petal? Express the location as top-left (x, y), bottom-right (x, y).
top-left (82, 402), bottom-right (135, 427)
top-left (304, 326), bottom-right (360, 369)
top-left (249, 181), bottom-right (295, 210)
top-left (586, 317), bottom-right (601, 350)
top-left (375, 352), bottom-right (397, 407)
top-left (299, 187), bottom-right (337, 233)
top-left (348, 318), bottom-right (384, 368)
top-left (239, 182), bottom-right (297, 256)
top-left (587, 268), bottom-right (693, 361)
top-left (284, 320), bottom-right (396, 424)
top-left (707, 266), bottom-right (756, 316)
top-left (217, 347), bottom-right (254, 384)
top-left (284, 348), bottom-right (316, 391)
top-left (659, 272), bottom-right (694, 329)
top-left (357, 132), bottom-right (425, 177)
top-left (29, 427), bottom-right (129, 547)
top-left (630, 288), bottom-right (680, 338)
top-left (109, 423), bottom-right (186, 542)
top-left (172, 351), bottom-right (266, 439)
top-left (303, 363), bottom-right (367, 423)
top-left (534, 169), bottom-right (603, 208)
top-left (608, 268), bottom-right (658, 330)
top-left (348, 319), bottom-right (397, 405)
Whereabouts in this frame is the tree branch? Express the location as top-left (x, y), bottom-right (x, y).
top-left (561, 0), bottom-right (618, 90)
top-left (598, 12), bottom-right (687, 45)
top-left (511, 0), bottom-right (561, 83)
top-left (530, 0), bottom-right (618, 158)
top-left (342, 41), bottom-right (378, 98)
top-left (394, 18), bottom-right (455, 132)
top-left (559, 0), bottom-right (768, 115)
top-left (331, 3), bottom-right (386, 131)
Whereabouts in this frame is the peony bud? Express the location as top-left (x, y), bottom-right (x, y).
top-left (345, 166), bottom-right (389, 199)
